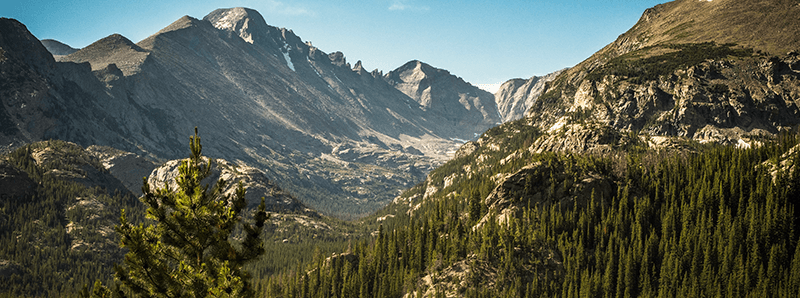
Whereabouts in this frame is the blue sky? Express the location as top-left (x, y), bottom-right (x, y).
top-left (2, 0), bottom-right (669, 84)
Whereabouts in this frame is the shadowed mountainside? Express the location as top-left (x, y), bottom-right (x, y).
top-left (0, 8), bottom-right (501, 217)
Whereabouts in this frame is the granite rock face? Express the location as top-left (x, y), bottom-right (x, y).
top-left (494, 69), bottom-right (564, 123)
top-left (147, 157), bottom-right (317, 216)
top-left (86, 145), bottom-right (159, 196)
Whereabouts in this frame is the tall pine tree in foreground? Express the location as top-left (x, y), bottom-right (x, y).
top-left (89, 128), bottom-right (269, 298)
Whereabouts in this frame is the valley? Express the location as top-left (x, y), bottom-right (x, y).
top-left (2, 0), bottom-right (800, 297)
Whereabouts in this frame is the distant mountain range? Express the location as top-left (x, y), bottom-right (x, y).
top-left (0, 7), bottom-right (558, 217)
top-left (3, 0), bottom-right (800, 296)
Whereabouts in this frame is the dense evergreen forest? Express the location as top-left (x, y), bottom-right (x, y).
top-left (264, 128), bottom-right (800, 297)
top-left (0, 141), bottom-right (361, 297)
top-left (0, 141), bottom-right (146, 297)
top-left (2, 130), bottom-right (800, 297)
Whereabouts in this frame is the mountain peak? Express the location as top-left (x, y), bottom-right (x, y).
top-left (386, 60), bottom-right (447, 84)
top-left (87, 34), bottom-right (139, 50)
top-left (0, 18), bottom-right (56, 68)
top-left (403, 60), bottom-right (436, 74)
top-left (614, 0), bottom-right (800, 56)
top-left (65, 33), bottom-right (147, 73)
top-left (385, 60), bottom-right (500, 130)
top-left (204, 7), bottom-right (270, 44)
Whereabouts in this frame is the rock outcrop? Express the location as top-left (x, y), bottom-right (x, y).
top-left (494, 69), bottom-right (564, 123)
top-left (86, 145), bottom-right (159, 196)
top-left (477, 160), bottom-right (615, 228)
top-left (147, 157), bottom-right (317, 216)
top-left (26, 141), bottom-right (131, 195)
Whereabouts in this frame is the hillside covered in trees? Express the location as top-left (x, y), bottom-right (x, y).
top-left (0, 141), bottom-right (146, 296)
top-left (265, 127), bottom-right (800, 297)
top-left (2, 0), bottom-right (800, 297)
top-left (2, 127), bottom-right (799, 298)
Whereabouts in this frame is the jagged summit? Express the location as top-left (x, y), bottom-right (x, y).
top-left (385, 60), bottom-right (501, 129)
top-left (66, 33), bottom-right (147, 74)
top-left (149, 15), bottom-right (200, 38)
top-left (386, 60), bottom-right (442, 83)
top-left (204, 7), bottom-right (271, 45)
top-left (384, 60), bottom-right (456, 106)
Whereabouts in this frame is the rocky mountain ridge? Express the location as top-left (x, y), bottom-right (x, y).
top-left (514, 0), bottom-right (800, 152)
top-left (403, 0), bottom-right (800, 218)
top-left (0, 8), bottom-right (508, 217)
top-left (384, 60), bottom-right (501, 135)
top-left (494, 69), bottom-right (565, 123)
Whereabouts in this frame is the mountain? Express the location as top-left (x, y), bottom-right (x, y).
top-left (264, 0), bottom-right (800, 296)
top-left (0, 8), bottom-right (500, 218)
top-left (40, 39), bottom-right (78, 57)
top-left (384, 60), bottom-right (501, 137)
top-left (0, 18), bottom-right (122, 152)
top-left (3, 0), bottom-right (800, 296)
top-left (494, 69), bottom-right (564, 123)
top-left (521, 0), bottom-right (800, 150)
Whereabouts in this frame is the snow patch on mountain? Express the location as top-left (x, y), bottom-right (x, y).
top-left (283, 51), bottom-right (294, 71)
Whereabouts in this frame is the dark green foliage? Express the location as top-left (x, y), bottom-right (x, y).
top-left (3, 118), bottom-right (799, 297)
top-left (586, 42), bottom-right (754, 83)
top-left (268, 132), bottom-right (800, 297)
top-left (94, 129), bottom-right (269, 297)
top-left (0, 139), bottom-right (359, 297)
top-left (709, 83), bottom-right (729, 95)
top-left (0, 141), bottom-right (145, 297)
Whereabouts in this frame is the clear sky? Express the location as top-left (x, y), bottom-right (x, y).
top-left (2, 0), bottom-right (669, 85)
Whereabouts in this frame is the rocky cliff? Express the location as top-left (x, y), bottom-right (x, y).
top-left (147, 156), bottom-right (317, 216)
top-left (494, 69), bottom-right (564, 123)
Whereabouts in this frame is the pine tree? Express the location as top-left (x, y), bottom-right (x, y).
top-left (91, 128), bottom-right (269, 298)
